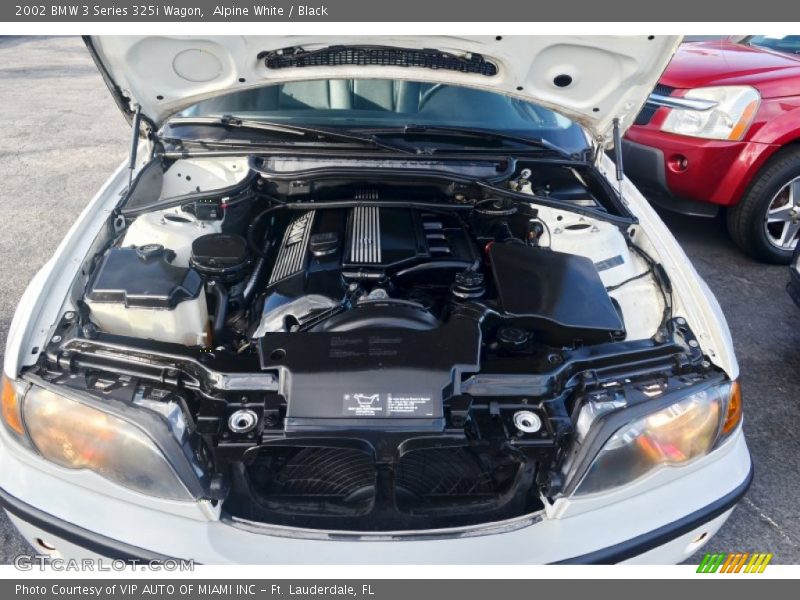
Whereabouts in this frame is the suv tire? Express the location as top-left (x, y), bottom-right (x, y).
top-left (727, 148), bottom-right (800, 264)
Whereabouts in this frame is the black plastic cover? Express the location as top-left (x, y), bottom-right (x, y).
top-left (257, 315), bottom-right (481, 431)
top-left (87, 247), bottom-right (203, 309)
top-left (489, 243), bottom-right (625, 345)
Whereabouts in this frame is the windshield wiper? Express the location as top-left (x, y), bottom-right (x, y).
top-left (368, 124), bottom-right (574, 158)
top-left (163, 116), bottom-right (416, 154)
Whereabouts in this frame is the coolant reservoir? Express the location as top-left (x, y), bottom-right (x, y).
top-left (85, 246), bottom-right (209, 347)
top-left (122, 207), bottom-right (222, 267)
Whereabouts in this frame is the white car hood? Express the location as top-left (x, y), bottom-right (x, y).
top-left (87, 35), bottom-right (680, 144)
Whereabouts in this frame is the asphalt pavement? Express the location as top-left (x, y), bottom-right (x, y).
top-left (0, 36), bottom-right (798, 565)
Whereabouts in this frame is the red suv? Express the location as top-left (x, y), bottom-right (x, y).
top-left (624, 36), bottom-right (800, 263)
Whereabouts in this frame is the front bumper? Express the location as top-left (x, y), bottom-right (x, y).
top-left (0, 422), bottom-right (752, 565)
top-left (623, 128), bottom-right (777, 214)
top-left (2, 466), bottom-right (751, 565)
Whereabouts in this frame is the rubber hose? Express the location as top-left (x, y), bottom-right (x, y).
top-left (209, 281), bottom-right (229, 342)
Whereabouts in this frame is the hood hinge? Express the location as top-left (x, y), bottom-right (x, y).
top-left (590, 138), bottom-right (604, 167)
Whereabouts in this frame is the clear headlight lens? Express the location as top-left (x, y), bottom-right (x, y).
top-left (4, 382), bottom-right (192, 501)
top-left (661, 86), bottom-right (760, 140)
top-left (575, 381), bottom-right (741, 496)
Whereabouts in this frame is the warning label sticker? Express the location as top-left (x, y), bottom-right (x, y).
top-left (343, 392), bottom-right (433, 417)
top-left (387, 394), bottom-right (433, 417)
top-left (343, 393), bottom-right (384, 417)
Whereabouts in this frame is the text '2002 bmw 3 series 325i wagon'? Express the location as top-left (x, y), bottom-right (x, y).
top-left (0, 36), bottom-right (751, 564)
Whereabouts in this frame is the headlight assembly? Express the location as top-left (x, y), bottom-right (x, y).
top-left (1, 376), bottom-right (199, 501)
top-left (661, 86), bottom-right (760, 141)
top-left (573, 379), bottom-right (742, 496)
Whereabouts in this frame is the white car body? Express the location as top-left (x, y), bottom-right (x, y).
top-left (1, 35), bottom-right (749, 564)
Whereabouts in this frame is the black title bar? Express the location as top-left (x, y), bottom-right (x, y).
top-left (1, 0), bottom-right (791, 21)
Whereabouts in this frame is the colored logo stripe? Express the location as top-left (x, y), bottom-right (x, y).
top-left (697, 552), bottom-right (773, 573)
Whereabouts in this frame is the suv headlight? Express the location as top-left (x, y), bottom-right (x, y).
top-left (1, 374), bottom-right (197, 501)
top-left (661, 86), bottom-right (760, 140)
top-left (574, 380), bottom-right (742, 496)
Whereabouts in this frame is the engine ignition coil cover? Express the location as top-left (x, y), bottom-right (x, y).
top-left (489, 243), bottom-right (625, 345)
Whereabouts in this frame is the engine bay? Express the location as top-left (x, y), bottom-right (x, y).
top-left (35, 153), bottom-right (714, 531)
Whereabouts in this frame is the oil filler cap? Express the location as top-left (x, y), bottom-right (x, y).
top-left (309, 232), bottom-right (340, 257)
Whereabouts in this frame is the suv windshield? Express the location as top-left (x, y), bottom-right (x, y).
top-left (748, 35), bottom-right (800, 56)
top-left (178, 78), bottom-right (588, 154)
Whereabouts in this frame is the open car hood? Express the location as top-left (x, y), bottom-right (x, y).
top-left (86, 35), bottom-right (681, 145)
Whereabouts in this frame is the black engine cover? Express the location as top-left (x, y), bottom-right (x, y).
top-left (343, 206), bottom-right (428, 269)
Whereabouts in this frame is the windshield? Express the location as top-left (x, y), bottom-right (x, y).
top-left (178, 79), bottom-right (588, 153)
top-left (748, 35), bottom-right (800, 56)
